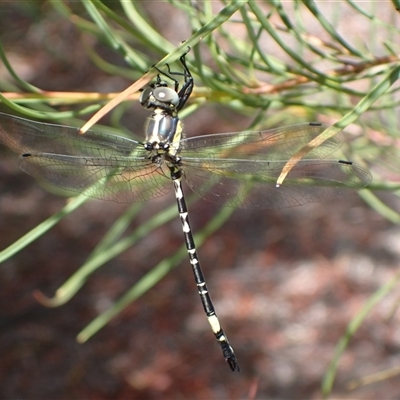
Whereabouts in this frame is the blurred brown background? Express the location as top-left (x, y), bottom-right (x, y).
top-left (1, 2), bottom-right (400, 399)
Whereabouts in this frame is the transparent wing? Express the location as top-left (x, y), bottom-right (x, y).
top-left (180, 122), bottom-right (343, 160)
top-left (179, 123), bottom-right (371, 209)
top-left (181, 158), bottom-right (371, 209)
top-left (0, 112), bottom-right (141, 157)
top-left (0, 112), bottom-right (171, 203)
top-left (1, 114), bottom-right (371, 207)
top-left (19, 153), bottom-right (171, 203)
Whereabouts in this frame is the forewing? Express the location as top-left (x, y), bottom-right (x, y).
top-left (0, 112), bottom-right (141, 157)
top-left (180, 122), bottom-right (343, 160)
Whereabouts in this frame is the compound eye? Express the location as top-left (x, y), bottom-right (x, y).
top-left (139, 87), bottom-right (153, 105)
top-left (153, 87), bottom-right (179, 106)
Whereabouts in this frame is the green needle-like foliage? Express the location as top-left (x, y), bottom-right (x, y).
top-left (0, 1), bottom-right (399, 394)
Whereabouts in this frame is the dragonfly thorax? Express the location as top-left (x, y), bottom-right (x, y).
top-left (144, 109), bottom-right (182, 155)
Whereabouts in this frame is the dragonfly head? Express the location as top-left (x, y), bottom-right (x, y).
top-left (139, 86), bottom-right (179, 112)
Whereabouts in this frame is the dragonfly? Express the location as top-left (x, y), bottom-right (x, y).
top-left (0, 49), bottom-right (371, 372)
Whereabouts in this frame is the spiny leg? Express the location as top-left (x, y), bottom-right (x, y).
top-left (171, 173), bottom-right (240, 372)
top-left (153, 48), bottom-right (193, 111)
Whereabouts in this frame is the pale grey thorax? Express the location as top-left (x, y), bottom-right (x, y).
top-left (144, 109), bottom-right (182, 156)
